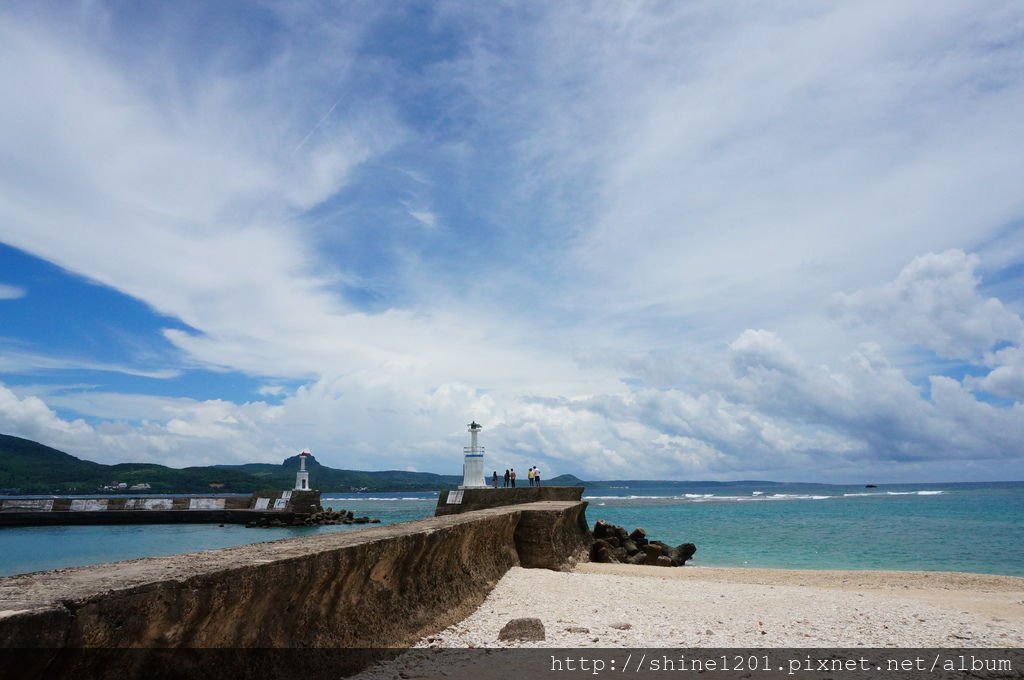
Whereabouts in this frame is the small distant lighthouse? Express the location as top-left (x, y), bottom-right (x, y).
top-left (294, 449), bottom-right (312, 491)
top-left (460, 421), bottom-right (487, 489)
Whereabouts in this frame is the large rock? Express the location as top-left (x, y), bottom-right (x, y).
top-left (588, 521), bottom-right (696, 567)
top-left (668, 543), bottom-right (697, 566)
top-left (498, 618), bottom-right (546, 641)
top-left (626, 551), bottom-right (647, 566)
top-left (643, 544), bottom-right (663, 565)
top-left (593, 520), bottom-right (614, 540)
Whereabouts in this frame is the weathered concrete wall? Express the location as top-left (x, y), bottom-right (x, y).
top-left (0, 491), bottom-right (323, 526)
top-left (0, 509), bottom-right (313, 527)
top-left (434, 486), bottom-right (584, 516)
top-left (0, 495), bottom-right (254, 513)
top-left (515, 501), bottom-right (592, 570)
top-left (0, 501), bottom-right (589, 650)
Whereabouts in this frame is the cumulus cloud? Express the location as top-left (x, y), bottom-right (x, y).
top-left (509, 331), bottom-right (1024, 480)
top-left (966, 346), bottom-right (1024, 401)
top-left (4, 305), bottom-right (1024, 481)
top-left (0, 383), bottom-right (289, 467)
top-left (831, 250), bottom-right (1024, 359)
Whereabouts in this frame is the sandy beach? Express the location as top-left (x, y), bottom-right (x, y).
top-left (417, 564), bottom-right (1024, 648)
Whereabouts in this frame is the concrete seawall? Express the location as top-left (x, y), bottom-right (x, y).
top-left (435, 486), bottom-right (584, 516)
top-left (0, 500), bottom-right (591, 650)
top-left (0, 491), bottom-right (322, 527)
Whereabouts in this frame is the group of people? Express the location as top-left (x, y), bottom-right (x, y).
top-left (491, 466), bottom-right (542, 488)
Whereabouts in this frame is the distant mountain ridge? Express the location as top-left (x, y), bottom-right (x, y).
top-left (0, 434), bottom-right (585, 494)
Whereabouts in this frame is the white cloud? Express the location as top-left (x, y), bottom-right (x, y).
top-left (0, 349), bottom-right (180, 379)
top-left (404, 203), bottom-right (439, 230)
top-left (0, 383), bottom-right (289, 467)
top-left (1, 5), bottom-right (1023, 482)
top-left (431, 1), bottom-right (1024, 345)
top-left (831, 250), bottom-right (1024, 359)
top-left (966, 346), bottom-right (1024, 401)
top-left (0, 284), bottom-right (25, 300)
top-left (0, 12), bottom-right (398, 361)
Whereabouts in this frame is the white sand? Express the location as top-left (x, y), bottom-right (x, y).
top-left (417, 564), bottom-right (1024, 648)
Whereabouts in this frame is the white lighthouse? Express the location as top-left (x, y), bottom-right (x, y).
top-left (460, 421), bottom-right (487, 489)
top-left (294, 449), bottom-right (312, 491)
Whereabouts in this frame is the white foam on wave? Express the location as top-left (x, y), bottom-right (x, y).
top-left (585, 493), bottom-right (828, 503)
top-left (584, 488), bottom-right (947, 503)
top-left (844, 490), bottom-right (944, 497)
top-left (583, 495), bottom-right (674, 500)
top-left (884, 490), bottom-right (945, 496)
top-left (774, 494), bottom-right (830, 500)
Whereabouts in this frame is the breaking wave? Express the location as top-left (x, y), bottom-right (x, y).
top-left (584, 490), bottom-right (946, 503)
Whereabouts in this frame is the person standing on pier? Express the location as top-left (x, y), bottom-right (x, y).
top-left (510, 468), bottom-right (517, 487)
top-left (534, 466), bottom-right (541, 487)
top-left (504, 469), bottom-right (510, 487)
top-left (492, 471), bottom-right (499, 488)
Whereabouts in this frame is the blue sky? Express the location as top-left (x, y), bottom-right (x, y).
top-left (1, 1), bottom-right (1023, 482)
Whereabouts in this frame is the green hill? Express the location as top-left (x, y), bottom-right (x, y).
top-left (0, 434), bottom-right (465, 493)
top-left (215, 454), bottom-right (462, 492)
top-left (0, 434), bottom-right (109, 493)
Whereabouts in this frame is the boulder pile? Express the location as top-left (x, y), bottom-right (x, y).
top-left (245, 508), bottom-right (381, 528)
top-left (590, 520), bottom-right (695, 567)
top-left (304, 508), bottom-right (380, 526)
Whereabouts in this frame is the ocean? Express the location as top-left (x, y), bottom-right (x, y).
top-left (1, 481), bottom-right (1021, 577)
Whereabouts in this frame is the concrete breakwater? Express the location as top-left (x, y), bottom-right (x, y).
top-left (0, 500), bottom-right (591, 650)
top-left (0, 490), bottom-right (322, 527)
top-left (434, 486), bottom-right (584, 516)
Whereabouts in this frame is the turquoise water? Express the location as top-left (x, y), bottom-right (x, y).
top-left (583, 481), bottom-right (1024, 576)
top-left (1, 482), bottom-right (1022, 577)
top-left (0, 494), bottom-right (438, 577)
